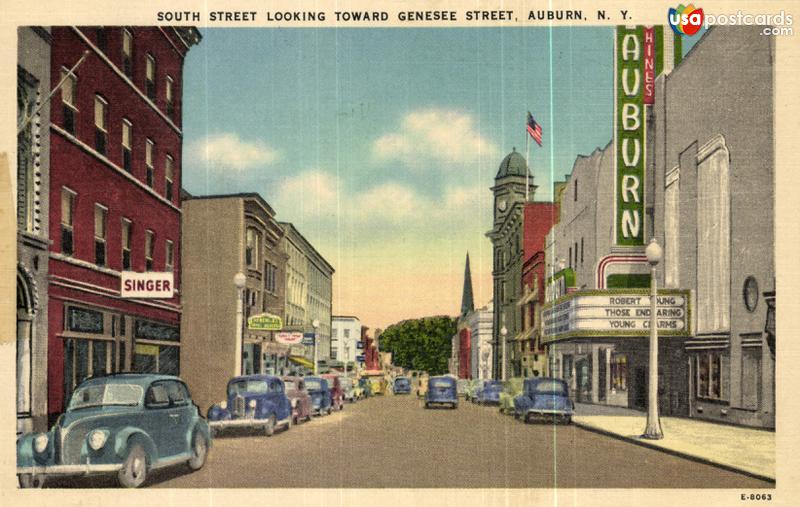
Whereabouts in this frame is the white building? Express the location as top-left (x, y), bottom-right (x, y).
top-left (332, 315), bottom-right (361, 367)
top-left (468, 302), bottom-right (494, 380)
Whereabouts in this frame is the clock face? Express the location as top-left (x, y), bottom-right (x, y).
top-left (497, 199), bottom-right (507, 212)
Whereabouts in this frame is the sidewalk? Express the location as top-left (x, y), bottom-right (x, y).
top-left (573, 402), bottom-right (775, 482)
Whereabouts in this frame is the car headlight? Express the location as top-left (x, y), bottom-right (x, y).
top-left (88, 429), bottom-right (108, 451)
top-left (34, 434), bottom-right (49, 454)
top-left (248, 399), bottom-right (257, 409)
top-left (219, 400), bottom-right (227, 410)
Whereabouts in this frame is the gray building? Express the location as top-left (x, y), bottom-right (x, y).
top-left (487, 149), bottom-right (536, 379)
top-left (16, 26), bottom-right (51, 434)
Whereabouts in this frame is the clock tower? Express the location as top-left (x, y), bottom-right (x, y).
top-left (491, 147), bottom-right (536, 226)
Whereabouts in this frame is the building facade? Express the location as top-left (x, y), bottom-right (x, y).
top-left (47, 26), bottom-right (199, 421)
top-left (332, 315), bottom-right (361, 368)
top-left (181, 193), bottom-right (287, 412)
top-left (487, 149), bottom-right (536, 379)
top-left (467, 302), bottom-right (493, 380)
top-left (280, 222), bottom-right (334, 365)
top-left (17, 27), bottom-right (51, 434)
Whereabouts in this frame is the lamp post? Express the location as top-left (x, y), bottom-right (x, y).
top-left (643, 238), bottom-right (664, 440)
top-left (233, 272), bottom-right (247, 377)
top-left (312, 319), bottom-right (320, 375)
top-left (500, 325), bottom-right (508, 381)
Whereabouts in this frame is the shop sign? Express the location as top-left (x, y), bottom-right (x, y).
top-left (302, 332), bottom-right (316, 346)
top-left (247, 313), bottom-right (282, 331)
top-left (135, 343), bottom-right (159, 356)
top-left (542, 290), bottom-right (691, 341)
top-left (121, 271), bottom-right (174, 298)
top-left (356, 355), bottom-right (366, 362)
top-left (275, 331), bottom-right (303, 344)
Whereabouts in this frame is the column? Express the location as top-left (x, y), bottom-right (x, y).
top-left (591, 345), bottom-right (600, 404)
top-left (605, 347), bottom-right (612, 403)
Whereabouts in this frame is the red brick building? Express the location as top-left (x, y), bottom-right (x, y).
top-left (47, 26), bottom-right (200, 419)
top-left (458, 327), bottom-right (471, 379)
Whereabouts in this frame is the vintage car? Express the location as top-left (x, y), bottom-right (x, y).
top-left (207, 375), bottom-right (292, 436)
top-left (304, 376), bottom-right (333, 415)
top-left (463, 378), bottom-right (484, 402)
top-left (474, 380), bottom-right (503, 405)
top-left (339, 376), bottom-right (358, 402)
top-left (17, 373), bottom-right (211, 488)
top-left (362, 372), bottom-right (388, 395)
top-left (321, 374), bottom-right (345, 411)
top-left (416, 375), bottom-right (429, 398)
top-left (499, 378), bottom-right (526, 414)
top-left (393, 376), bottom-right (412, 394)
top-left (282, 376), bottom-right (313, 424)
top-left (514, 377), bottom-right (574, 424)
top-left (424, 376), bottom-right (458, 409)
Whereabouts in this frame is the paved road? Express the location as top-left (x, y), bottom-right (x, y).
top-left (51, 394), bottom-right (773, 488)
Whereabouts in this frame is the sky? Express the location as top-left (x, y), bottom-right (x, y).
top-left (181, 27), bottom-right (699, 330)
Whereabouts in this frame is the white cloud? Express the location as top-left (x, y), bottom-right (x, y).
top-left (372, 108), bottom-right (500, 170)
top-left (274, 169), bottom-right (339, 220)
top-left (189, 133), bottom-right (279, 171)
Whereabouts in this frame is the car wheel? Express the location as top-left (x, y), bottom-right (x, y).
top-left (565, 415), bottom-right (573, 425)
top-left (424, 402), bottom-right (430, 409)
top-left (292, 412), bottom-right (299, 425)
top-left (327, 405), bottom-right (333, 415)
top-left (514, 412), bottom-right (520, 420)
top-left (264, 415), bottom-right (276, 437)
top-left (452, 403), bottom-right (458, 409)
top-left (524, 413), bottom-right (532, 424)
top-left (118, 443), bottom-right (148, 488)
top-left (339, 401), bottom-right (344, 411)
top-left (187, 431), bottom-right (208, 471)
top-left (18, 473), bottom-right (45, 488)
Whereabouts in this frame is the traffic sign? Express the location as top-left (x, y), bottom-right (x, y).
top-left (356, 355), bottom-right (365, 362)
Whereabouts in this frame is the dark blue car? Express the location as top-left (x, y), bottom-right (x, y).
top-left (424, 376), bottom-right (458, 409)
top-left (304, 376), bottom-right (333, 415)
top-left (207, 375), bottom-right (292, 436)
top-left (513, 377), bottom-right (574, 424)
top-left (393, 376), bottom-right (411, 394)
top-left (17, 374), bottom-right (210, 488)
top-left (474, 380), bottom-right (503, 405)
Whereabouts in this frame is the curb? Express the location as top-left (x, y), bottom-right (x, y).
top-left (573, 420), bottom-right (776, 484)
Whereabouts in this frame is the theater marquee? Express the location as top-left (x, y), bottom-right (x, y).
top-left (541, 289), bottom-right (692, 342)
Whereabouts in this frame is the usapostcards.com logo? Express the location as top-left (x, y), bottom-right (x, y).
top-left (668, 4), bottom-right (705, 36)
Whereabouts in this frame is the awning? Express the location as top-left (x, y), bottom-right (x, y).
top-left (288, 355), bottom-right (314, 369)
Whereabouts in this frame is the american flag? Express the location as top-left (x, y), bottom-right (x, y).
top-left (526, 112), bottom-right (543, 147)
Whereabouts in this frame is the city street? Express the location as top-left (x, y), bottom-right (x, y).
top-left (50, 394), bottom-right (771, 488)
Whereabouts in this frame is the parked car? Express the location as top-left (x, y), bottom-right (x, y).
top-left (514, 377), bottom-right (574, 424)
top-left (340, 376), bottom-right (358, 402)
top-left (474, 380), bottom-right (503, 405)
top-left (363, 373), bottom-right (388, 395)
top-left (282, 376), bottom-right (313, 424)
top-left (416, 375), bottom-right (429, 398)
top-left (17, 373), bottom-right (211, 488)
top-left (464, 378), bottom-right (484, 402)
top-left (356, 377), bottom-right (371, 398)
top-left (499, 378), bottom-right (526, 415)
top-left (304, 376), bottom-right (333, 415)
top-left (207, 375), bottom-right (293, 437)
top-left (322, 374), bottom-right (345, 411)
top-left (424, 376), bottom-right (458, 409)
top-left (393, 376), bottom-right (412, 394)
top-left (456, 379), bottom-right (469, 397)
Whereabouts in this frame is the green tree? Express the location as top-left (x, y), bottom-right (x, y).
top-left (380, 316), bottom-right (456, 375)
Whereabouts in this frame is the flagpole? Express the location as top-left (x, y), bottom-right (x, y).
top-left (525, 131), bottom-right (531, 202)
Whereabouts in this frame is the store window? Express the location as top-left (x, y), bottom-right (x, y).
top-left (133, 319), bottom-right (180, 376)
top-left (122, 119), bottom-right (133, 172)
top-left (94, 204), bottom-right (107, 266)
top-left (61, 188), bottom-right (76, 256)
top-left (94, 95), bottom-right (108, 155)
top-left (695, 351), bottom-right (729, 401)
top-left (611, 354), bottom-right (628, 391)
top-left (60, 68), bottom-right (77, 135)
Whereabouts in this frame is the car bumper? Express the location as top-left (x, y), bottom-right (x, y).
top-left (17, 462), bottom-right (123, 476)
top-left (527, 409), bottom-right (573, 416)
top-left (209, 418), bottom-right (269, 429)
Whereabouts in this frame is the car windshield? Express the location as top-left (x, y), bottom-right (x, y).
top-left (430, 379), bottom-right (454, 388)
top-left (395, 378), bottom-right (409, 385)
top-left (228, 380), bottom-right (268, 396)
top-left (485, 381), bottom-right (503, 389)
top-left (533, 380), bottom-right (569, 396)
top-left (305, 379), bottom-right (323, 391)
top-left (68, 383), bottom-right (143, 410)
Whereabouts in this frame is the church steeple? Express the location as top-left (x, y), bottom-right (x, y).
top-left (460, 252), bottom-right (475, 317)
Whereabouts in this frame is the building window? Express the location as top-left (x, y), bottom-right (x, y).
top-left (122, 29), bottom-right (133, 77)
top-left (61, 188), bottom-right (76, 255)
top-left (145, 139), bottom-right (154, 187)
top-left (344, 329), bottom-right (350, 339)
top-left (246, 228), bottom-right (260, 268)
top-left (165, 155), bottom-right (174, 201)
top-left (145, 230), bottom-right (154, 271)
top-left (166, 76), bottom-right (174, 117)
top-left (264, 262), bottom-right (277, 293)
top-left (574, 179), bottom-right (578, 201)
top-left (580, 238), bottom-right (584, 264)
top-left (165, 240), bottom-right (174, 272)
top-left (61, 69), bottom-right (77, 135)
top-left (96, 27), bottom-right (107, 51)
top-left (94, 204), bottom-right (107, 266)
top-left (568, 246), bottom-right (572, 269)
top-left (121, 218), bottom-right (132, 270)
top-left (145, 54), bottom-right (156, 100)
top-left (696, 351), bottom-right (729, 401)
top-left (94, 95), bottom-right (108, 155)
top-left (121, 119), bottom-right (132, 172)
top-left (611, 354), bottom-right (628, 391)
top-left (574, 242), bottom-right (578, 267)
top-left (696, 141), bottom-right (730, 333)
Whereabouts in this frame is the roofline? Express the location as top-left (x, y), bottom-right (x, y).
top-left (278, 222), bottom-right (335, 274)
top-left (333, 315), bottom-right (360, 320)
top-left (184, 192), bottom-right (276, 216)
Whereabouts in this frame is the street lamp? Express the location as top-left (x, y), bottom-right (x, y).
top-left (312, 319), bottom-right (320, 375)
top-left (643, 238), bottom-right (664, 440)
top-left (233, 272), bottom-right (247, 377)
top-left (500, 325), bottom-right (508, 381)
